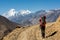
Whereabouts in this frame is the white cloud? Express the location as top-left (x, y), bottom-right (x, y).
top-left (2, 9), bottom-right (31, 18)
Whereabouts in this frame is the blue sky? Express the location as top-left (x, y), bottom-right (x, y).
top-left (0, 0), bottom-right (60, 15)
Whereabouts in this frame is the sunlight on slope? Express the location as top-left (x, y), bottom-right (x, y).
top-left (3, 16), bottom-right (60, 40)
top-left (45, 16), bottom-right (60, 40)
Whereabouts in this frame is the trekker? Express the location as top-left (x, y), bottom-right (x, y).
top-left (39, 16), bottom-right (46, 38)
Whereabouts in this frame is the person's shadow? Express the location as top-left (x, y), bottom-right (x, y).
top-left (46, 31), bottom-right (58, 38)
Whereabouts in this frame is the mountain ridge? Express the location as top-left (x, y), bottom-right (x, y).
top-left (7, 9), bottom-right (60, 26)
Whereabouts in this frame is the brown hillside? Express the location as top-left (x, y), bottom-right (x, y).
top-left (0, 15), bottom-right (21, 40)
top-left (3, 16), bottom-right (60, 40)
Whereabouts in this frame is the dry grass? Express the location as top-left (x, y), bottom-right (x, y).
top-left (3, 16), bottom-right (60, 40)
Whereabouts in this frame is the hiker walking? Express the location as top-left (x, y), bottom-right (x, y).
top-left (39, 16), bottom-right (46, 38)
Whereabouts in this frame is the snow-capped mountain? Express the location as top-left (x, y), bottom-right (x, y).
top-left (2, 9), bottom-right (60, 26)
top-left (3, 9), bottom-right (31, 18)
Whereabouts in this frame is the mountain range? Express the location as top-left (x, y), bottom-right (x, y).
top-left (7, 9), bottom-right (60, 26)
top-left (0, 9), bottom-right (60, 40)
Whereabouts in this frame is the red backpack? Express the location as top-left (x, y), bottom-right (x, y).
top-left (39, 16), bottom-right (46, 26)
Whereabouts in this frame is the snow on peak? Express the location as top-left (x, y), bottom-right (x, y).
top-left (2, 9), bottom-right (16, 17)
top-left (2, 9), bottom-right (31, 18)
top-left (8, 9), bottom-right (16, 16)
top-left (20, 10), bottom-right (31, 15)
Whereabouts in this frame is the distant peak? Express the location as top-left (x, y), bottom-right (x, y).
top-left (2, 9), bottom-right (31, 18)
top-left (19, 10), bottom-right (31, 15)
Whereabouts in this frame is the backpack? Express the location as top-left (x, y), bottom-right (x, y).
top-left (42, 17), bottom-right (45, 23)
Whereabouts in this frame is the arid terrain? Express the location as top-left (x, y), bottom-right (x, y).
top-left (2, 16), bottom-right (60, 40)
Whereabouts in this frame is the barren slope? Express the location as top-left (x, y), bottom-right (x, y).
top-left (3, 16), bottom-right (60, 40)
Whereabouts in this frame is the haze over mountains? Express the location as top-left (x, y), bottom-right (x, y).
top-left (3, 9), bottom-right (60, 26)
